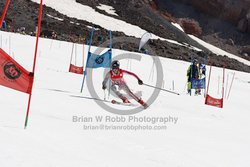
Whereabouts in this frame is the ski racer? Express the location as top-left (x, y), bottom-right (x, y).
top-left (102, 60), bottom-right (148, 109)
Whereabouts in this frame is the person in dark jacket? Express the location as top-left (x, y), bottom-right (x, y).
top-left (187, 59), bottom-right (199, 94)
top-left (1, 20), bottom-right (7, 30)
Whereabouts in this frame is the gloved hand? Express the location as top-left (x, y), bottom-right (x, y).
top-left (138, 79), bottom-right (143, 85)
top-left (102, 84), bottom-right (107, 90)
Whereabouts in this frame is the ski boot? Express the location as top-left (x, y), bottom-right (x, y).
top-left (195, 89), bottom-right (201, 95)
top-left (120, 96), bottom-right (130, 103)
top-left (138, 99), bottom-right (148, 109)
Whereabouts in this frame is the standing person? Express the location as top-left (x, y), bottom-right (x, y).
top-left (102, 60), bottom-right (148, 109)
top-left (52, 31), bottom-right (57, 39)
top-left (187, 59), bottom-right (199, 94)
top-left (1, 20), bottom-right (7, 31)
top-left (199, 63), bottom-right (206, 78)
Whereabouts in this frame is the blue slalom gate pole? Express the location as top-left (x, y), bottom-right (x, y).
top-left (108, 30), bottom-right (112, 98)
top-left (81, 71), bottom-right (87, 92)
top-left (189, 55), bottom-right (193, 96)
top-left (204, 54), bottom-right (207, 97)
top-left (80, 28), bottom-right (95, 93)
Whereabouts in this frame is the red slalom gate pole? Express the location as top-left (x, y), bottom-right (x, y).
top-left (206, 66), bottom-right (212, 95)
top-left (68, 43), bottom-right (74, 71)
top-left (0, 0), bottom-right (11, 28)
top-left (24, 0), bottom-right (43, 128)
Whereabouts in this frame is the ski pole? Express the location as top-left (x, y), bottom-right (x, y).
top-left (183, 81), bottom-right (187, 94)
top-left (143, 83), bottom-right (180, 95)
top-left (103, 89), bottom-right (106, 101)
top-left (227, 72), bottom-right (235, 99)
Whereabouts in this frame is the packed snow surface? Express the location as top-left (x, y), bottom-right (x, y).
top-left (0, 30), bottom-right (250, 167)
top-left (97, 4), bottom-right (118, 16)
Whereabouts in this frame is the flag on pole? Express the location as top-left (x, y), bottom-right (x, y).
top-left (86, 49), bottom-right (112, 68)
top-left (139, 32), bottom-right (152, 51)
top-left (69, 64), bottom-right (84, 74)
top-left (80, 29), bottom-right (112, 92)
top-left (205, 66), bottom-right (225, 108)
top-left (69, 43), bottom-right (84, 74)
top-left (191, 78), bottom-right (206, 89)
top-left (205, 94), bottom-right (223, 108)
top-left (24, 0), bottom-right (43, 128)
top-left (0, 48), bottom-right (33, 93)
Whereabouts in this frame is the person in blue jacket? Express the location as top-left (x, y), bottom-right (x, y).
top-left (2, 20), bottom-right (7, 30)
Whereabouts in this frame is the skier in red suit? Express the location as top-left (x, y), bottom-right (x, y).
top-left (102, 60), bottom-right (148, 108)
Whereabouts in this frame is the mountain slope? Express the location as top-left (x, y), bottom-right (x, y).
top-left (154, 0), bottom-right (250, 60)
top-left (1, 29), bottom-right (250, 167)
top-left (1, 0), bottom-right (250, 73)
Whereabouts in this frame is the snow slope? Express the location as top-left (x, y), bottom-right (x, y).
top-left (30, 0), bottom-right (161, 40)
top-left (189, 35), bottom-right (250, 66)
top-left (97, 4), bottom-right (118, 16)
top-left (30, 0), bottom-right (196, 48)
top-left (1, 30), bottom-right (250, 167)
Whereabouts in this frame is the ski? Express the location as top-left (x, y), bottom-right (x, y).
top-left (110, 99), bottom-right (149, 109)
top-left (110, 99), bottom-right (138, 106)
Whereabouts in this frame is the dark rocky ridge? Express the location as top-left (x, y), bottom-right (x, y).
top-left (0, 0), bottom-right (250, 72)
top-left (154, 0), bottom-right (250, 60)
top-left (174, 0), bottom-right (250, 34)
top-left (76, 0), bottom-right (208, 50)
